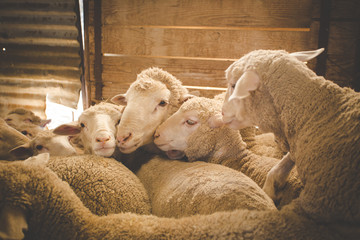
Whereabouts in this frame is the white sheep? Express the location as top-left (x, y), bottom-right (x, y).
top-left (0, 160), bottom-right (341, 240)
top-left (221, 49), bottom-right (360, 233)
top-left (154, 96), bottom-right (302, 208)
top-left (53, 102), bottom-right (123, 157)
top-left (5, 108), bottom-right (51, 138)
top-left (136, 156), bottom-right (276, 218)
top-left (0, 118), bottom-right (30, 160)
top-left (111, 67), bottom-right (193, 154)
top-left (10, 130), bottom-right (79, 160)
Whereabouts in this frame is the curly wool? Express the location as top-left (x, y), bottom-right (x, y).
top-left (182, 97), bottom-right (302, 208)
top-left (131, 67), bottom-right (189, 113)
top-left (226, 49), bottom-right (360, 222)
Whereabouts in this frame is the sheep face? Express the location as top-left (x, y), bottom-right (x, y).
top-left (155, 97), bottom-right (226, 160)
top-left (10, 131), bottom-right (77, 160)
top-left (78, 112), bottom-right (120, 157)
top-left (113, 81), bottom-right (172, 154)
top-left (0, 119), bottom-right (30, 160)
top-left (5, 108), bottom-right (51, 128)
top-left (154, 109), bottom-right (200, 159)
top-left (53, 103), bottom-right (123, 157)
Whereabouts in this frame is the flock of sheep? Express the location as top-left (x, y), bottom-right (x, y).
top-left (0, 49), bottom-right (359, 239)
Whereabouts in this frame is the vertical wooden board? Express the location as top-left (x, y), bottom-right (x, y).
top-left (331, 0), bottom-right (360, 19)
top-left (102, 0), bottom-right (313, 28)
top-left (102, 27), bottom-right (312, 58)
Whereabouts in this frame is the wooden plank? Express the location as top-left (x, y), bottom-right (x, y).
top-left (0, 23), bottom-right (78, 40)
top-left (102, 0), bottom-right (313, 28)
top-left (330, 0), bottom-right (360, 20)
top-left (0, 10), bottom-right (77, 26)
top-left (101, 55), bottom-right (232, 88)
top-left (0, 1), bottom-right (75, 12)
top-left (102, 27), bottom-right (311, 58)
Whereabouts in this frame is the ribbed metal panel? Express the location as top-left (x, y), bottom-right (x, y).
top-left (0, 0), bottom-right (82, 119)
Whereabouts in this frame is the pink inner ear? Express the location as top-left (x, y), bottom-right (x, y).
top-left (53, 125), bottom-right (81, 135)
top-left (111, 94), bottom-right (127, 105)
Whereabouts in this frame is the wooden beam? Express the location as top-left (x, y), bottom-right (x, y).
top-left (316, 0), bottom-right (331, 76)
top-left (94, 0), bottom-right (103, 100)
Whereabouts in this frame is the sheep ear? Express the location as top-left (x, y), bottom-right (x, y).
top-left (53, 122), bottom-right (81, 135)
top-left (229, 71), bottom-right (260, 101)
top-left (0, 205), bottom-right (28, 240)
top-left (39, 119), bottom-right (51, 128)
top-left (10, 143), bottom-right (33, 160)
top-left (111, 94), bottom-right (127, 105)
top-left (208, 113), bottom-right (224, 128)
top-left (290, 48), bottom-right (324, 62)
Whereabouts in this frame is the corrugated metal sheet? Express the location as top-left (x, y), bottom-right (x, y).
top-left (0, 0), bottom-right (82, 119)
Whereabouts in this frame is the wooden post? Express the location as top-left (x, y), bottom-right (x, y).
top-left (315, 0), bottom-right (331, 77)
top-left (94, 0), bottom-right (103, 101)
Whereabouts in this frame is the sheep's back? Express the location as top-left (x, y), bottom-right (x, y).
top-left (137, 157), bottom-right (276, 218)
top-left (47, 154), bottom-right (151, 215)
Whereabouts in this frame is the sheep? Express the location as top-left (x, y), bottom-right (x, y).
top-left (53, 102), bottom-right (123, 157)
top-left (154, 96), bottom-right (302, 208)
top-left (221, 49), bottom-right (360, 229)
top-left (136, 156), bottom-right (276, 218)
top-left (0, 118), bottom-right (30, 160)
top-left (5, 108), bottom-right (51, 138)
top-left (4, 108), bottom-right (51, 128)
top-left (0, 160), bottom-right (341, 240)
top-left (111, 67), bottom-right (193, 154)
top-left (10, 130), bottom-right (79, 160)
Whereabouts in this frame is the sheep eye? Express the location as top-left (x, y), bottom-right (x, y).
top-left (158, 100), bottom-right (167, 107)
top-left (116, 119), bottom-right (120, 125)
top-left (21, 130), bottom-right (28, 135)
top-left (36, 145), bottom-right (43, 150)
top-left (80, 123), bottom-right (85, 128)
top-left (231, 83), bottom-right (236, 89)
top-left (185, 119), bottom-right (197, 126)
top-left (5, 118), bottom-right (11, 122)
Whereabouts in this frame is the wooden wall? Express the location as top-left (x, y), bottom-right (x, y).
top-left (0, 0), bottom-right (82, 118)
top-left (312, 0), bottom-right (360, 91)
top-left (86, 0), bottom-right (319, 103)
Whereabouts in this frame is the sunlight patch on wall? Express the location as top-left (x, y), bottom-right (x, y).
top-left (45, 91), bottom-right (83, 129)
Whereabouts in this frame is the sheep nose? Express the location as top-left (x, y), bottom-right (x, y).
top-left (117, 132), bottom-right (132, 144)
top-left (154, 130), bottom-right (160, 139)
top-left (96, 135), bottom-right (111, 143)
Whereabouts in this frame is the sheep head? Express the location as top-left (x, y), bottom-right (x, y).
top-left (155, 97), bottom-right (243, 161)
top-left (222, 49), bottom-right (324, 133)
top-left (54, 103), bottom-right (123, 157)
top-left (112, 67), bottom-right (191, 154)
top-left (5, 108), bottom-right (51, 128)
top-left (10, 130), bottom-right (77, 160)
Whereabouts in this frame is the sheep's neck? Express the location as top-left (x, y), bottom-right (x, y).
top-left (208, 130), bottom-right (274, 187)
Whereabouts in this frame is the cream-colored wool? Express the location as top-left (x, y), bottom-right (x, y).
top-left (224, 49), bottom-right (360, 225)
top-left (0, 119), bottom-right (29, 160)
top-left (46, 154), bottom-right (151, 216)
top-left (171, 97), bottom-right (302, 208)
top-left (112, 67), bottom-right (191, 154)
top-left (136, 156), bottom-right (276, 218)
top-left (0, 161), bottom-right (340, 240)
top-left (5, 108), bottom-right (50, 128)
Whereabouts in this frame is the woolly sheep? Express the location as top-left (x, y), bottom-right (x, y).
top-left (10, 130), bottom-right (79, 160)
top-left (5, 108), bottom-right (51, 128)
top-left (221, 49), bottom-right (360, 229)
top-left (0, 118), bottom-right (29, 160)
top-left (154, 96), bottom-right (302, 207)
top-left (0, 160), bottom-right (341, 240)
top-left (54, 102), bottom-right (123, 157)
top-left (214, 92), bottom-right (285, 159)
top-left (136, 156), bottom-right (276, 218)
top-left (5, 108), bottom-right (51, 138)
top-left (111, 67), bottom-right (193, 154)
